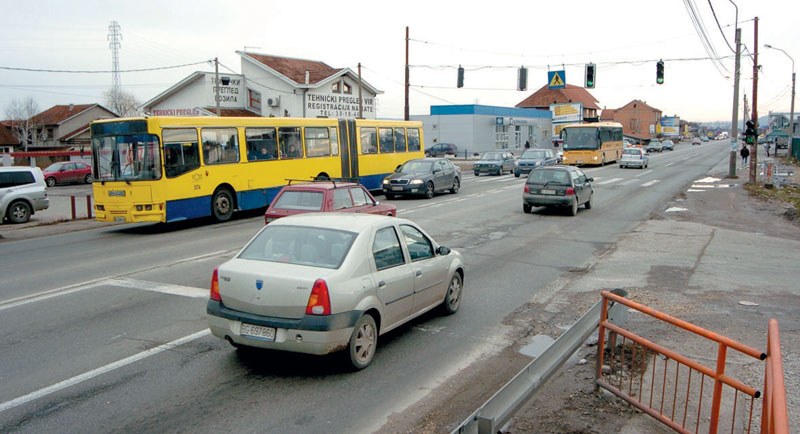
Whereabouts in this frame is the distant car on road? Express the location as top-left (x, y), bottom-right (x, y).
top-left (692, 138), bottom-right (701, 146)
top-left (473, 151), bottom-right (515, 176)
top-left (661, 140), bottom-right (675, 151)
top-left (646, 141), bottom-right (663, 153)
top-left (702, 136), bottom-right (709, 142)
top-left (522, 165), bottom-right (594, 216)
top-left (265, 181), bottom-right (396, 224)
top-left (425, 143), bottom-right (458, 157)
top-left (514, 149), bottom-right (558, 177)
top-left (382, 158), bottom-right (460, 199)
top-left (42, 161), bottom-right (92, 186)
top-left (207, 213), bottom-right (465, 369)
top-left (1, 166), bottom-right (50, 224)
top-left (619, 148), bottom-right (649, 169)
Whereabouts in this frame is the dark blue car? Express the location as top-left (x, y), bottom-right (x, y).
top-left (514, 149), bottom-right (558, 177)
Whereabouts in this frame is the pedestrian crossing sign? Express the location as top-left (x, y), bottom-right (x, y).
top-left (548, 70), bottom-right (566, 89)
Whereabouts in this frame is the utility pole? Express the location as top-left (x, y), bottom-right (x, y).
top-left (792, 70), bottom-right (797, 157)
top-left (214, 57), bottom-right (221, 117)
top-left (404, 26), bottom-right (410, 121)
top-left (358, 62), bottom-right (363, 119)
top-left (743, 94), bottom-right (749, 135)
top-left (750, 17), bottom-right (759, 183)
top-left (729, 27), bottom-right (741, 177)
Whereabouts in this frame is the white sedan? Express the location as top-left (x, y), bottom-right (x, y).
top-left (207, 213), bottom-right (465, 369)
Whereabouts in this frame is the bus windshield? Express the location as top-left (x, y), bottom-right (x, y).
top-left (93, 134), bottom-right (162, 182)
top-left (562, 127), bottom-right (599, 150)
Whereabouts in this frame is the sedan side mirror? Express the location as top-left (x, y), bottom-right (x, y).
top-left (436, 246), bottom-right (451, 256)
top-left (587, 177), bottom-right (594, 182)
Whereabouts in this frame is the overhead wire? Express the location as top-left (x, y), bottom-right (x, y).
top-left (0, 61), bottom-right (209, 74)
top-left (707, 0), bottom-right (735, 53)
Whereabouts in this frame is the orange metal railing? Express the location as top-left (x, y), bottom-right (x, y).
top-left (594, 290), bottom-right (779, 434)
top-left (761, 319), bottom-right (788, 434)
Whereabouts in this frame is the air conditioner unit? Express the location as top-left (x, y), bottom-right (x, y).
top-left (266, 96), bottom-right (280, 107)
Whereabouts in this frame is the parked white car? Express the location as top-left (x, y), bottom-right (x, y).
top-left (1, 166), bottom-right (50, 224)
top-left (207, 213), bottom-right (465, 369)
top-left (619, 148), bottom-right (649, 169)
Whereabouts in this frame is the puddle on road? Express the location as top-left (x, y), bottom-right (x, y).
top-left (519, 334), bottom-right (555, 358)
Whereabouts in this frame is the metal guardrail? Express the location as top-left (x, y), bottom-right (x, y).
top-left (761, 319), bottom-right (789, 434)
top-left (451, 288), bottom-right (628, 434)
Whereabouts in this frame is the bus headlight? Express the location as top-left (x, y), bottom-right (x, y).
top-left (410, 179), bottom-right (424, 185)
top-left (592, 156), bottom-right (598, 160)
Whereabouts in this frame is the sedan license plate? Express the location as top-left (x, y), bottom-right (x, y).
top-left (114, 217), bottom-right (126, 222)
top-left (540, 189), bottom-right (556, 195)
top-left (240, 323), bottom-right (276, 341)
top-left (391, 186), bottom-right (403, 191)
top-left (576, 160), bottom-right (583, 164)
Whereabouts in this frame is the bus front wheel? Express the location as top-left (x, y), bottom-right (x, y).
top-left (212, 188), bottom-right (234, 222)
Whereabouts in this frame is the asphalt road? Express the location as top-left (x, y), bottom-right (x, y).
top-left (0, 140), bottom-right (729, 433)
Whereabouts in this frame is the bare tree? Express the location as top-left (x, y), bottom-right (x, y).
top-left (104, 89), bottom-right (140, 117)
top-left (4, 97), bottom-right (41, 152)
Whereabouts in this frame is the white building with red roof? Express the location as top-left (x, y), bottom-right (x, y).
top-left (141, 52), bottom-right (382, 119)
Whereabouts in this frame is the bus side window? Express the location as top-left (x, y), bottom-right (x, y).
top-left (305, 127), bottom-right (331, 157)
top-left (330, 127), bottom-right (339, 156)
top-left (163, 128), bottom-right (200, 178)
top-left (394, 128), bottom-right (407, 152)
top-left (407, 128), bottom-right (420, 152)
top-left (278, 127), bottom-right (302, 159)
top-left (360, 127), bottom-right (377, 154)
top-left (379, 127), bottom-right (394, 153)
top-left (246, 128), bottom-right (277, 161)
top-left (202, 128), bottom-right (239, 165)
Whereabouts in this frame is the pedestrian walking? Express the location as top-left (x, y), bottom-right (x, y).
top-left (740, 145), bottom-right (749, 165)
top-left (764, 141), bottom-right (771, 157)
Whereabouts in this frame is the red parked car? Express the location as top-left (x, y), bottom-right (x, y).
top-left (265, 181), bottom-right (396, 224)
top-left (42, 161), bottom-right (93, 186)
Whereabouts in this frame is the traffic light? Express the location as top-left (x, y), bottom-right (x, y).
top-left (457, 65), bottom-right (464, 88)
top-left (745, 120), bottom-right (756, 144)
top-left (518, 66), bottom-right (528, 91)
top-left (585, 63), bottom-right (596, 88)
top-left (656, 60), bottom-right (664, 85)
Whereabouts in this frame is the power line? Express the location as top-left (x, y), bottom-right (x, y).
top-left (707, 0), bottom-right (735, 53)
top-left (0, 61), bottom-right (209, 74)
top-left (410, 54), bottom-right (735, 71)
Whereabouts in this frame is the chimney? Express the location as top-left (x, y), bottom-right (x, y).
top-left (305, 71), bottom-right (309, 85)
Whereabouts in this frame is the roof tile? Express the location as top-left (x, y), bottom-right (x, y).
top-left (515, 84), bottom-right (600, 110)
top-left (246, 54), bottom-right (342, 85)
top-left (30, 104), bottom-right (95, 126)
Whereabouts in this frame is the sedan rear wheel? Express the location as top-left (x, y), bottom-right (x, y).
top-left (585, 194), bottom-right (593, 209)
top-left (450, 177), bottom-right (460, 194)
top-left (347, 314), bottom-right (377, 370)
top-left (84, 174), bottom-right (93, 183)
top-left (424, 181), bottom-right (434, 199)
top-left (568, 199), bottom-right (578, 216)
top-left (441, 273), bottom-right (462, 315)
top-left (46, 177), bottom-right (56, 187)
top-left (7, 201), bottom-right (32, 224)
top-left (523, 203), bottom-right (532, 214)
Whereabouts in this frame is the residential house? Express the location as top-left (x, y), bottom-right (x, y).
top-left (28, 104), bottom-right (118, 149)
top-left (515, 84), bottom-right (601, 121)
top-left (600, 100), bottom-right (662, 142)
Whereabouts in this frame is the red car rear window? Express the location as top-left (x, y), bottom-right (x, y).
top-left (273, 191), bottom-right (324, 211)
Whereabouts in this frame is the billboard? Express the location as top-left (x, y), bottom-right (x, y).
top-left (550, 103), bottom-right (583, 123)
top-left (660, 116), bottom-right (680, 137)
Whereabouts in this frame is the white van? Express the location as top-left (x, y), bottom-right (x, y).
top-left (0, 166), bottom-right (50, 224)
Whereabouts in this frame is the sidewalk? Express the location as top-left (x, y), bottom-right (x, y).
top-left (506, 147), bottom-right (799, 432)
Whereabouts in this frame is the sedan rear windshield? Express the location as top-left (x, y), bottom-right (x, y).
top-left (239, 225), bottom-right (357, 269)
top-left (623, 149), bottom-right (642, 155)
top-left (273, 191), bottom-right (324, 210)
top-left (481, 152), bottom-right (504, 160)
top-left (521, 150), bottom-right (547, 159)
top-left (527, 169), bottom-right (571, 185)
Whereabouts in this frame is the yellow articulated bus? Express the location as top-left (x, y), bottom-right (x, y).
top-left (560, 122), bottom-right (624, 166)
top-left (90, 116), bottom-right (424, 223)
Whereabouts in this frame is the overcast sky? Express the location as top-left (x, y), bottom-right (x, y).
top-left (1, 0), bottom-right (797, 122)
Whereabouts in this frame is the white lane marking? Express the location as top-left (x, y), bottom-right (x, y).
top-left (105, 278), bottom-right (208, 298)
top-left (687, 189), bottom-right (706, 192)
top-left (690, 184), bottom-right (715, 189)
top-left (696, 177), bottom-right (721, 183)
top-left (0, 249), bottom-right (234, 311)
top-left (666, 162), bottom-right (677, 167)
top-left (597, 177), bottom-right (623, 186)
top-left (0, 329), bottom-right (211, 414)
top-left (635, 170), bottom-right (654, 178)
top-left (641, 179), bottom-right (659, 187)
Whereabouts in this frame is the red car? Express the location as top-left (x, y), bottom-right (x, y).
top-left (42, 161), bottom-right (93, 186)
top-left (265, 181), bottom-right (396, 224)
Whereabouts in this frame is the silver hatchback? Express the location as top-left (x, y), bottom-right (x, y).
top-left (207, 213), bottom-right (465, 369)
top-left (1, 166), bottom-right (50, 224)
top-left (619, 148), bottom-right (649, 169)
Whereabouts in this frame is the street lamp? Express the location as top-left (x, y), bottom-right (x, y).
top-left (765, 44), bottom-right (796, 156)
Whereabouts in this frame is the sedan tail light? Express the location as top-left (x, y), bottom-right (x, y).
top-left (305, 279), bottom-right (331, 315)
top-left (210, 267), bottom-right (221, 301)
top-left (523, 185), bottom-right (530, 193)
top-left (565, 187), bottom-right (575, 196)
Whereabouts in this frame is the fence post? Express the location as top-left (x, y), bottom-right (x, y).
top-left (86, 195), bottom-right (92, 219)
top-left (70, 196), bottom-right (76, 220)
top-left (708, 342), bottom-right (728, 434)
top-left (594, 295), bottom-right (610, 391)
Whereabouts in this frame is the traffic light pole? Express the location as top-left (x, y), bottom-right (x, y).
top-left (729, 28), bottom-right (742, 178)
top-left (750, 17), bottom-right (759, 184)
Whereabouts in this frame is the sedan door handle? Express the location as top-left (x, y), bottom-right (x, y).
top-left (378, 280), bottom-right (386, 288)
top-left (415, 270), bottom-right (422, 277)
